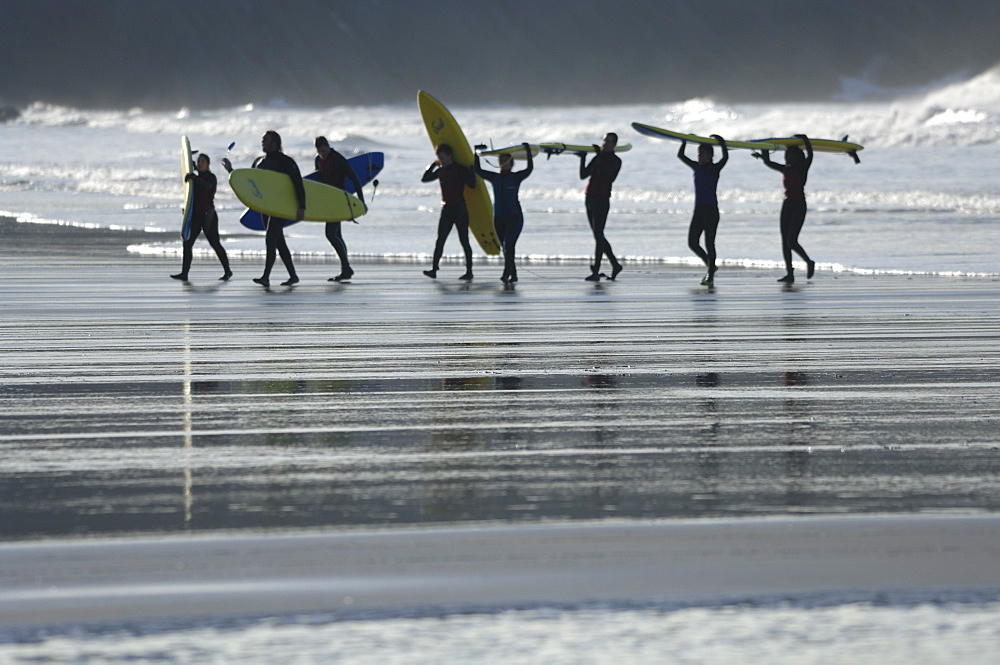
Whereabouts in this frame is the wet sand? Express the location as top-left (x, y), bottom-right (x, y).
top-left (2, 217), bottom-right (1000, 629)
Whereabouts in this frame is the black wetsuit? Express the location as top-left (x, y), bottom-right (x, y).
top-left (580, 151), bottom-right (622, 275)
top-left (422, 161), bottom-right (476, 274)
top-left (180, 170), bottom-right (230, 278)
top-left (762, 143), bottom-right (813, 273)
top-left (678, 143), bottom-right (728, 272)
top-left (475, 152), bottom-right (533, 281)
top-left (254, 151), bottom-right (305, 281)
top-left (316, 149), bottom-right (364, 275)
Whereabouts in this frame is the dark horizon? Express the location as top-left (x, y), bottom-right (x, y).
top-left (4, 0), bottom-right (1000, 111)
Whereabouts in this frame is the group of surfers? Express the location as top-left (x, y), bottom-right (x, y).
top-left (172, 130), bottom-right (816, 287)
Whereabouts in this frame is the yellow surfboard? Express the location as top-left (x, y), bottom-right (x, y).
top-left (751, 136), bottom-right (864, 163)
top-left (180, 135), bottom-right (195, 240)
top-left (229, 168), bottom-right (367, 222)
top-left (631, 122), bottom-right (782, 151)
top-left (417, 91), bottom-right (500, 255)
top-left (476, 144), bottom-right (540, 160)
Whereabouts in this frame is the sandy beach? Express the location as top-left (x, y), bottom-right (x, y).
top-left (1, 217), bottom-right (999, 658)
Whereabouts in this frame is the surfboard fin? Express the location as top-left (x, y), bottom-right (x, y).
top-left (541, 146), bottom-right (564, 159)
top-left (848, 150), bottom-right (861, 165)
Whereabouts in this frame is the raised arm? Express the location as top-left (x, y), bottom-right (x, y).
top-left (521, 142), bottom-right (534, 177)
top-left (472, 147), bottom-right (487, 178)
top-left (711, 135), bottom-right (729, 171)
top-left (677, 141), bottom-right (697, 169)
top-left (797, 134), bottom-right (814, 169)
top-left (756, 149), bottom-right (783, 172)
top-left (421, 161), bottom-right (440, 183)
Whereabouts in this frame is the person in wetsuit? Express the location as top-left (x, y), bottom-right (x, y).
top-left (755, 135), bottom-right (815, 283)
top-left (421, 143), bottom-right (476, 281)
top-left (579, 133), bottom-right (623, 281)
top-left (314, 136), bottom-right (365, 282)
top-left (223, 130), bottom-right (305, 287)
top-left (678, 136), bottom-right (728, 285)
top-left (473, 143), bottom-right (533, 284)
top-left (172, 153), bottom-right (231, 282)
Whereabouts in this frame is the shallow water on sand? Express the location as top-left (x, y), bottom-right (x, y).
top-left (2, 233), bottom-right (999, 540)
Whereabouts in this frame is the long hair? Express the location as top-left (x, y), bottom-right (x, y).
top-left (264, 130), bottom-right (283, 151)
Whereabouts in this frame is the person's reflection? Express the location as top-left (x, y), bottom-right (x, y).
top-left (782, 371), bottom-right (811, 508)
top-left (694, 372), bottom-right (722, 512)
top-left (583, 374), bottom-right (617, 390)
top-left (694, 372), bottom-right (721, 440)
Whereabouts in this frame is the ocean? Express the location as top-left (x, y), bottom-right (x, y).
top-left (3, 72), bottom-right (1000, 279)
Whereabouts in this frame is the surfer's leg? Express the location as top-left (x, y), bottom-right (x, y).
top-left (785, 201), bottom-right (813, 273)
top-left (260, 216), bottom-right (277, 282)
top-left (688, 208), bottom-right (710, 267)
top-left (506, 214), bottom-right (523, 281)
top-left (325, 222), bottom-right (352, 278)
top-left (429, 207), bottom-right (455, 275)
top-left (455, 204), bottom-right (473, 280)
top-left (704, 206), bottom-right (720, 274)
top-left (173, 238), bottom-right (195, 281)
top-left (172, 216), bottom-right (204, 280)
top-left (593, 197), bottom-right (621, 279)
top-left (779, 202), bottom-right (796, 274)
top-left (273, 226), bottom-right (298, 285)
top-left (203, 211), bottom-right (231, 280)
top-left (585, 196), bottom-right (607, 276)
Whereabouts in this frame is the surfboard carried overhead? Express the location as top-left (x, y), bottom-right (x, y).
top-left (476, 144), bottom-right (540, 160)
top-left (417, 91), bottom-right (500, 255)
top-left (229, 169), bottom-right (367, 223)
top-left (538, 142), bottom-right (632, 158)
top-left (630, 122), bottom-right (781, 151)
top-left (750, 136), bottom-right (864, 163)
top-left (180, 135), bottom-right (195, 240)
top-left (239, 152), bottom-right (384, 231)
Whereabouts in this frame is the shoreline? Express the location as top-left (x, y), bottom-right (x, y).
top-left (7, 215), bottom-right (1000, 278)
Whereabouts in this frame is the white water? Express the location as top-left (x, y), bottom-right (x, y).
top-left (5, 596), bottom-right (1000, 664)
top-left (3, 72), bottom-right (1000, 276)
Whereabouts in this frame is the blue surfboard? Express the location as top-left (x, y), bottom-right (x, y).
top-left (239, 152), bottom-right (384, 231)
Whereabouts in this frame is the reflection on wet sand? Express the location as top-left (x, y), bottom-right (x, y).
top-left (3, 258), bottom-right (1000, 540)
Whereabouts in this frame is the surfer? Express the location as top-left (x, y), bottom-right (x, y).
top-left (314, 136), bottom-right (365, 282)
top-left (678, 136), bottom-right (728, 285)
top-left (578, 133), bottom-right (623, 281)
top-left (421, 144), bottom-right (476, 281)
top-left (754, 135), bottom-right (816, 283)
top-left (171, 153), bottom-right (232, 282)
top-left (473, 143), bottom-right (533, 284)
top-left (223, 130), bottom-right (304, 287)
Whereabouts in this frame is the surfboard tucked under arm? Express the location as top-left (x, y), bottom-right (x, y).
top-left (239, 152), bottom-right (383, 231)
top-left (229, 169), bottom-right (367, 223)
top-left (180, 135), bottom-right (195, 240)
